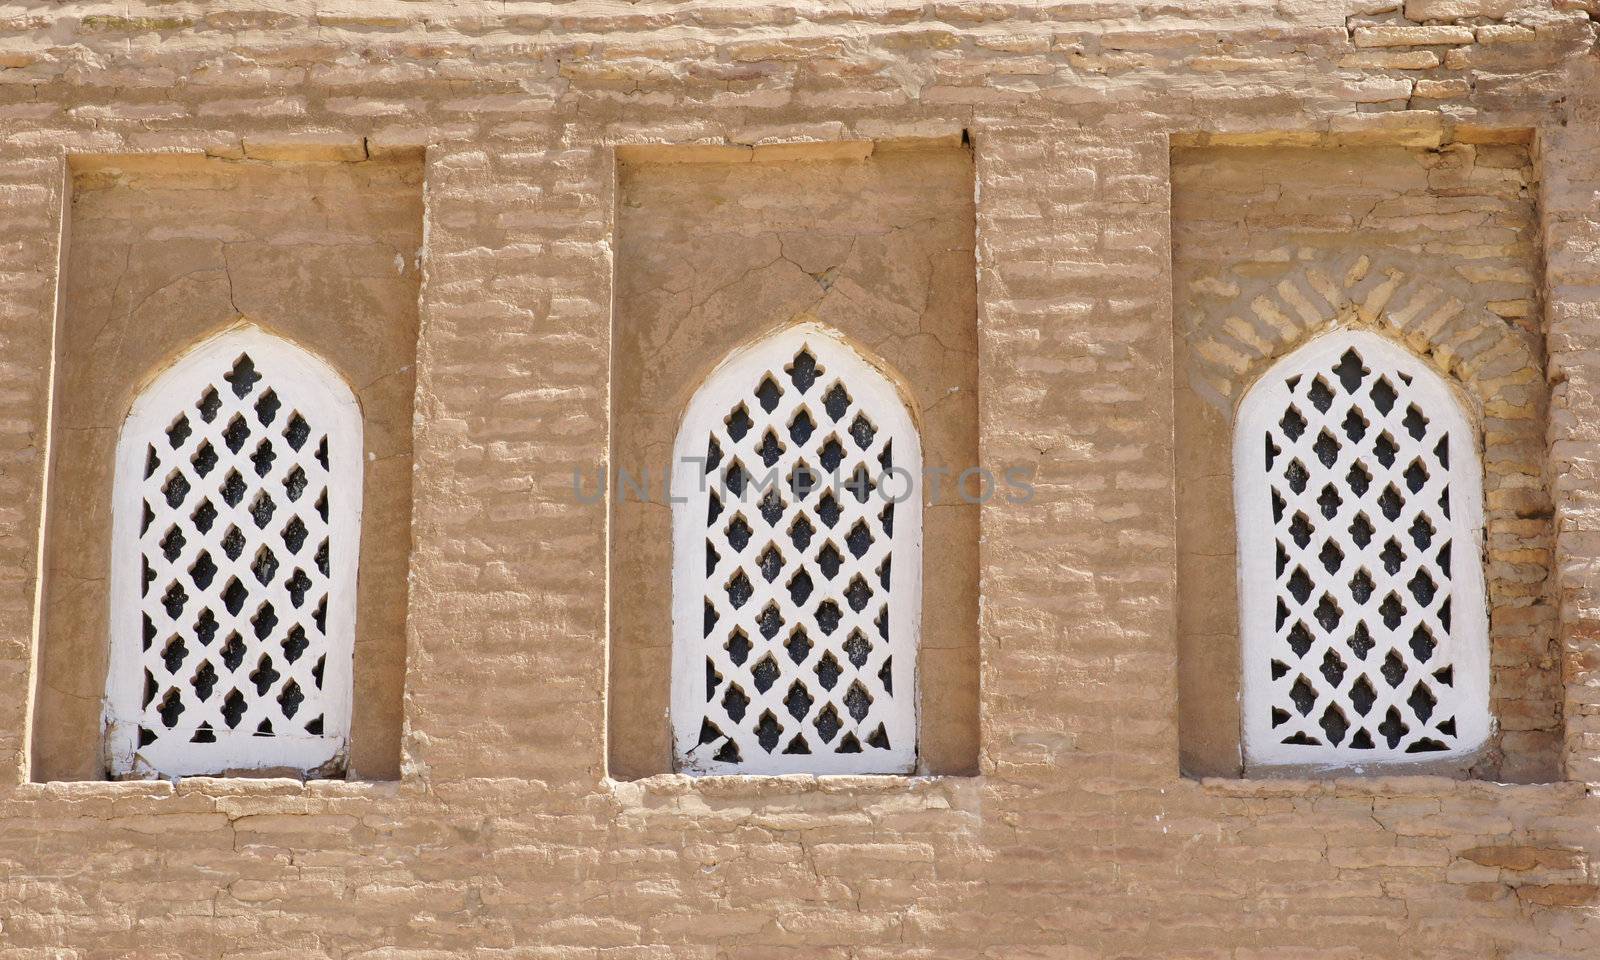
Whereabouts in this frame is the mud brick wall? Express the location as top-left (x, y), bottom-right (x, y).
top-left (0, 2), bottom-right (1599, 958)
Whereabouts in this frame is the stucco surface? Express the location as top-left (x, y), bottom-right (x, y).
top-left (0, 1), bottom-right (1599, 958)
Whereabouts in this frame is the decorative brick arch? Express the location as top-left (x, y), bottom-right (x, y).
top-left (1184, 254), bottom-right (1542, 423)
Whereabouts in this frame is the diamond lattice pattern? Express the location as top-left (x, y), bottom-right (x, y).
top-left (1255, 343), bottom-right (1472, 759)
top-left (131, 351), bottom-right (339, 758)
top-left (683, 338), bottom-right (915, 773)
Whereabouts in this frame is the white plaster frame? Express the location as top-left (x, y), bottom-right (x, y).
top-left (103, 325), bottom-right (363, 778)
top-left (670, 323), bottom-right (922, 775)
top-left (1235, 329), bottom-right (1490, 769)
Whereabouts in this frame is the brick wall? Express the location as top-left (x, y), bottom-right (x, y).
top-left (1, 2), bottom-right (1600, 957)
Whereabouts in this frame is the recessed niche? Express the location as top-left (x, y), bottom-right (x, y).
top-left (607, 139), bottom-right (980, 779)
top-left (30, 152), bottom-right (424, 781)
top-left (1171, 143), bottom-right (1554, 782)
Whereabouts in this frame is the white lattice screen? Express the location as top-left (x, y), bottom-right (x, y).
top-left (104, 327), bottom-right (363, 778)
top-left (670, 324), bottom-right (921, 775)
top-left (1234, 330), bottom-right (1489, 767)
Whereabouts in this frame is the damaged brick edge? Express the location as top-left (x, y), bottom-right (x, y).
top-left (611, 130), bottom-right (971, 167)
top-left (64, 135), bottom-right (427, 170)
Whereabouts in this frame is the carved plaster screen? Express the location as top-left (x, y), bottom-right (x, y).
top-left (1235, 329), bottom-right (1489, 768)
top-left (671, 324), bottom-right (922, 775)
top-left (104, 327), bottom-right (363, 778)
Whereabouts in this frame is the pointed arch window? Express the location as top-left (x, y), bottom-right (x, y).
top-left (1235, 330), bottom-right (1489, 767)
top-left (671, 324), bottom-right (921, 775)
top-left (103, 327), bottom-right (363, 777)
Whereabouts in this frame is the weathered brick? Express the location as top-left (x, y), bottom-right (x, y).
top-left (1353, 25), bottom-right (1478, 47)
